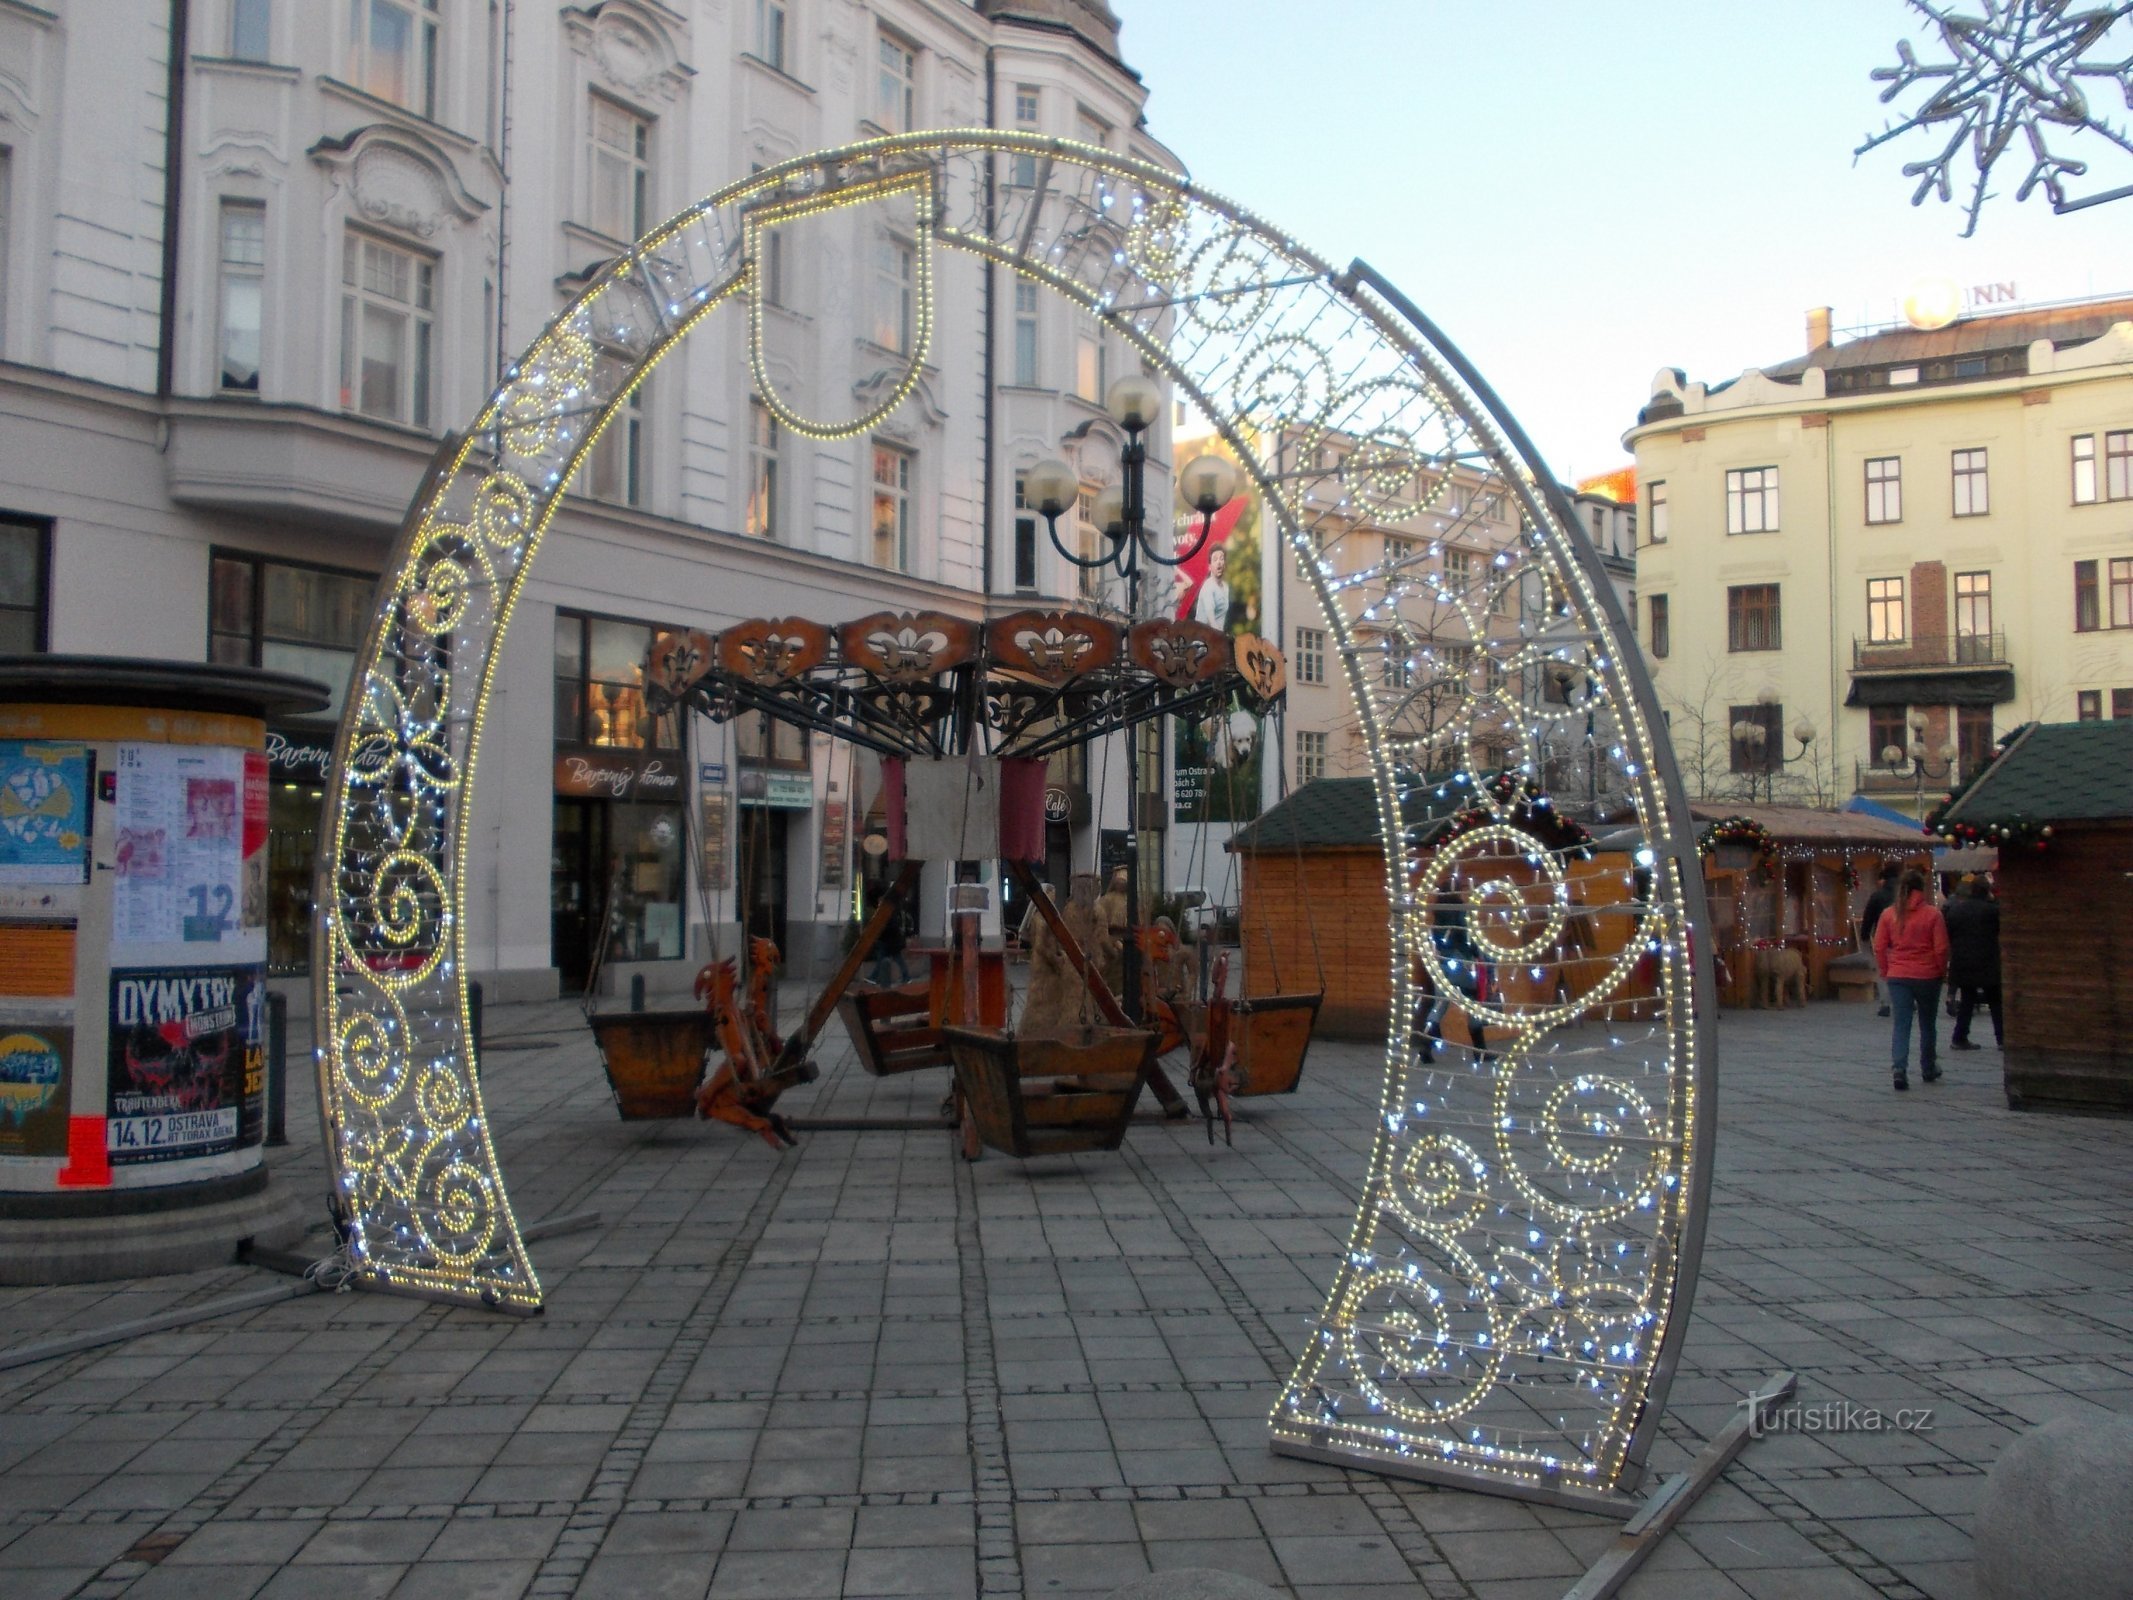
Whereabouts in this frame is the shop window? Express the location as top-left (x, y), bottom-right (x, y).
top-left (0, 516), bottom-right (48, 652)
top-left (553, 611), bottom-right (681, 751)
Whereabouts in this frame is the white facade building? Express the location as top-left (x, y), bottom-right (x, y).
top-left (0, 0), bottom-right (1178, 1000)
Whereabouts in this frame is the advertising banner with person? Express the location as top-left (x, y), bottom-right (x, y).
top-left (1172, 437), bottom-right (1266, 824)
top-left (106, 966), bottom-right (265, 1163)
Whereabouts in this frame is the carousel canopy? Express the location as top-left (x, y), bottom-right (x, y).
top-left (644, 609), bottom-right (1283, 760)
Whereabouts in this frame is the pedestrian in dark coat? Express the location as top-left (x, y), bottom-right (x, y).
top-left (1860, 866), bottom-right (1899, 1016)
top-left (1943, 875), bottom-right (2003, 1049)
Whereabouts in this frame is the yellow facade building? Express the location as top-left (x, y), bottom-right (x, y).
top-left (1627, 297), bottom-right (2133, 815)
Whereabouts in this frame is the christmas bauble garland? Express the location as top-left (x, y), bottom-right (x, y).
top-left (1921, 745), bottom-right (2052, 850)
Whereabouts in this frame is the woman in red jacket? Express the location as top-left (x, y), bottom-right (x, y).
top-left (1872, 868), bottom-right (1950, 1091)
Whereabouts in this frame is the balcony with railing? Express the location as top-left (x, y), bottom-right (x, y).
top-left (1850, 630), bottom-right (2008, 671)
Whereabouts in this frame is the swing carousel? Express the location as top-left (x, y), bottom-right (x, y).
top-left (619, 589), bottom-right (1297, 1156)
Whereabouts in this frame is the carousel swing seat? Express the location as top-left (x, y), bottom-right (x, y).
top-left (943, 1024), bottom-right (1157, 1160)
top-left (588, 1008), bottom-right (716, 1120)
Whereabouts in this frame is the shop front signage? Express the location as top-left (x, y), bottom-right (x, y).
top-left (264, 727), bottom-right (334, 781)
top-left (553, 750), bottom-right (685, 801)
top-left (1043, 786), bottom-right (1073, 824)
top-left (699, 761), bottom-right (727, 785)
top-left (820, 801), bottom-right (847, 888)
top-left (737, 769), bottom-right (814, 810)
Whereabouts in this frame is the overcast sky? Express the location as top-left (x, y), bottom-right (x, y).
top-left (1123, 0), bottom-right (2133, 483)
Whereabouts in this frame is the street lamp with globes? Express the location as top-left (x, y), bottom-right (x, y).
top-left (1730, 690), bottom-right (1817, 804)
top-left (1022, 375), bottom-right (1240, 1019)
top-left (1880, 711), bottom-right (1960, 807)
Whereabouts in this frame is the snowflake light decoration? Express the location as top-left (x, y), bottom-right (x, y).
top-left (1858, 0), bottom-right (2133, 235)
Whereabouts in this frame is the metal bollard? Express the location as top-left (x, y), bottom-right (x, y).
top-left (264, 990), bottom-right (288, 1147)
top-left (630, 973), bottom-right (646, 1013)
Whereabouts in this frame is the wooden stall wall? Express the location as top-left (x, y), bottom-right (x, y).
top-left (2001, 823), bottom-right (2133, 1112)
top-left (1239, 848), bottom-right (1388, 1038)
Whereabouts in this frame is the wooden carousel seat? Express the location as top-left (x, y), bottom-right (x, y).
top-left (588, 1009), bottom-right (714, 1119)
top-left (942, 1025), bottom-right (1157, 1159)
top-left (837, 978), bottom-right (949, 1075)
top-left (1228, 991), bottom-right (1322, 1097)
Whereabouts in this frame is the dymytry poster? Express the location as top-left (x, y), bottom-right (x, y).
top-left (106, 967), bottom-right (265, 1163)
top-left (0, 741), bottom-right (91, 885)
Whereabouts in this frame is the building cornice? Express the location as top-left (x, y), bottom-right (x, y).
top-left (1624, 354), bottom-right (2133, 451)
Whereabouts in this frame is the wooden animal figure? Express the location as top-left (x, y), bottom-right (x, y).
top-left (693, 956), bottom-right (796, 1147)
top-left (1753, 945), bottom-right (1809, 1009)
top-left (746, 936), bottom-right (784, 1054)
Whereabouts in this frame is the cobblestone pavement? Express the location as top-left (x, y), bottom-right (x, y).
top-left (3, 991), bottom-right (2130, 1600)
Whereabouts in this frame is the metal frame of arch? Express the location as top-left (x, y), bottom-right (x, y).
top-left (312, 130), bottom-right (1717, 1509)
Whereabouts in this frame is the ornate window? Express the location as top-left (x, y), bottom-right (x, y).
top-left (585, 376), bottom-right (643, 507)
top-left (873, 236), bottom-right (913, 353)
top-left (339, 230), bottom-right (434, 427)
top-left (218, 201), bottom-right (266, 392)
top-left (231, 0), bottom-right (271, 59)
top-left (870, 442), bottom-right (912, 571)
top-left (1010, 86), bottom-right (1039, 186)
top-left (875, 33), bottom-right (915, 131)
top-left (746, 399), bottom-right (778, 539)
top-left (348, 0), bottom-right (439, 119)
top-left (1013, 281), bottom-right (1039, 386)
top-left (753, 0), bottom-right (787, 71)
top-left (589, 96), bottom-right (650, 242)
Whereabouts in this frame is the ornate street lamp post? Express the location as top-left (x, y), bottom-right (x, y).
top-left (1730, 689), bottom-right (1817, 805)
top-left (1023, 376), bottom-right (1238, 1019)
top-left (1880, 710), bottom-right (1960, 808)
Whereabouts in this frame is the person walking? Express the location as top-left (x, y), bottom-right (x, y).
top-left (1943, 875), bottom-right (2004, 1051)
top-left (866, 895), bottom-right (910, 986)
top-left (1859, 865), bottom-right (1899, 1016)
top-left (1872, 867), bottom-right (1948, 1091)
top-left (1421, 878), bottom-right (1493, 1063)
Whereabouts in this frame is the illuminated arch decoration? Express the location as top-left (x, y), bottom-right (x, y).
top-left (314, 132), bottom-right (1716, 1507)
